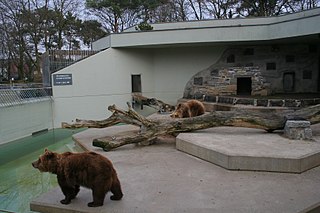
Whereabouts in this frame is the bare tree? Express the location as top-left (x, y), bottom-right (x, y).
top-left (0, 0), bottom-right (92, 81)
top-left (203, 0), bottom-right (238, 19)
top-left (51, 0), bottom-right (82, 49)
top-left (235, 0), bottom-right (319, 17)
top-left (287, 0), bottom-right (320, 12)
top-left (175, 0), bottom-right (189, 21)
top-left (187, 0), bottom-right (205, 20)
top-left (85, 0), bottom-right (140, 33)
top-left (0, 0), bottom-right (27, 80)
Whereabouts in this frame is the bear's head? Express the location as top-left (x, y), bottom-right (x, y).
top-left (170, 103), bottom-right (189, 118)
top-left (32, 149), bottom-right (59, 173)
top-left (170, 111), bottom-right (182, 118)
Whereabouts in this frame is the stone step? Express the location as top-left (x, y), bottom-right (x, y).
top-left (176, 127), bottom-right (320, 173)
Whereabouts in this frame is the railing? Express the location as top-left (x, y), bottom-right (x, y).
top-left (0, 87), bottom-right (52, 107)
top-left (42, 50), bottom-right (99, 86)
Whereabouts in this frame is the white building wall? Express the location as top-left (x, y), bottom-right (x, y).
top-left (52, 46), bottom-right (225, 127)
top-left (52, 48), bottom-right (154, 127)
top-left (0, 100), bottom-right (53, 145)
top-left (152, 46), bottom-right (226, 104)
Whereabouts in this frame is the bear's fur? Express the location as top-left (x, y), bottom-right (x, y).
top-left (32, 149), bottom-right (123, 207)
top-left (170, 99), bottom-right (205, 118)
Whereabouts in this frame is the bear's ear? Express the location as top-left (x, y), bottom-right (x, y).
top-left (44, 149), bottom-right (54, 159)
top-left (45, 151), bottom-right (55, 159)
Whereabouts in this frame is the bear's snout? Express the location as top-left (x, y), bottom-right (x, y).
top-left (32, 161), bottom-right (38, 168)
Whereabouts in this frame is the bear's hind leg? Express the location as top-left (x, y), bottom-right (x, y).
top-left (88, 185), bottom-right (109, 207)
top-left (110, 178), bottom-right (123, 200)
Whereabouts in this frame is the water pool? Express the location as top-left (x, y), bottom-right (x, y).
top-left (0, 128), bottom-right (85, 213)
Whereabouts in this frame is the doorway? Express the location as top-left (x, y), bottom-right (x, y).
top-left (283, 72), bottom-right (295, 92)
top-left (131, 74), bottom-right (141, 93)
top-left (237, 77), bottom-right (252, 95)
top-left (318, 56), bottom-right (320, 92)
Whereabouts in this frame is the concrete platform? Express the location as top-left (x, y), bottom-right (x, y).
top-left (177, 127), bottom-right (320, 173)
top-left (30, 124), bottom-right (320, 213)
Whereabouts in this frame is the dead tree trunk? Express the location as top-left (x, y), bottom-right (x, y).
top-left (62, 102), bottom-right (320, 151)
top-left (131, 93), bottom-right (175, 113)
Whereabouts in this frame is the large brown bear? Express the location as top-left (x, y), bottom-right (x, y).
top-left (170, 99), bottom-right (205, 118)
top-left (32, 149), bottom-right (123, 207)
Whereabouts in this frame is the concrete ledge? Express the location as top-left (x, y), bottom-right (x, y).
top-left (176, 127), bottom-right (320, 173)
top-left (30, 124), bottom-right (320, 213)
top-left (30, 187), bottom-right (118, 213)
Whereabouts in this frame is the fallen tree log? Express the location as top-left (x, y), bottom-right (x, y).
top-left (62, 102), bottom-right (320, 151)
top-left (131, 93), bottom-right (175, 113)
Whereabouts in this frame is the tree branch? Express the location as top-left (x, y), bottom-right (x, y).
top-left (62, 102), bottom-right (320, 151)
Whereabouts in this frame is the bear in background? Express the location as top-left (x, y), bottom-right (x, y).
top-left (32, 149), bottom-right (123, 207)
top-left (170, 99), bottom-right (205, 118)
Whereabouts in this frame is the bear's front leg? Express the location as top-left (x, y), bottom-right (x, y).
top-left (60, 185), bottom-right (80, 204)
top-left (60, 197), bottom-right (72, 205)
top-left (57, 175), bottom-right (79, 205)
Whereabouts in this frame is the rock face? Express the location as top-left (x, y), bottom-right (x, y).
top-left (184, 66), bottom-right (270, 97)
top-left (183, 44), bottom-right (318, 99)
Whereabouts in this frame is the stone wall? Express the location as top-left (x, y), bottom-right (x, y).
top-left (186, 66), bottom-right (270, 97)
top-left (184, 44), bottom-right (319, 98)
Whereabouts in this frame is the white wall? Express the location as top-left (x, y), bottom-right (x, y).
top-left (52, 45), bottom-right (225, 127)
top-left (153, 46), bottom-right (226, 104)
top-left (0, 100), bottom-right (53, 145)
top-left (52, 48), bottom-right (154, 127)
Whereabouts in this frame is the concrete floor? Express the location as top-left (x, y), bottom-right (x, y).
top-left (30, 124), bottom-right (320, 213)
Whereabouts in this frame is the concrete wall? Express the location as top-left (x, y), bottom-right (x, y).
top-left (52, 48), bottom-right (154, 127)
top-left (52, 46), bottom-right (225, 127)
top-left (153, 46), bottom-right (225, 104)
top-left (0, 100), bottom-right (53, 145)
top-left (92, 36), bottom-right (110, 51)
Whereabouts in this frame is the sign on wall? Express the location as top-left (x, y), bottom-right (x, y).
top-left (53, 74), bottom-right (73, 86)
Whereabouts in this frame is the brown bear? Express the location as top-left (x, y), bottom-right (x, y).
top-left (170, 99), bottom-right (205, 118)
top-left (32, 149), bottom-right (123, 207)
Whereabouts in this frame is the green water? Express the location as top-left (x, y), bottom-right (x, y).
top-left (0, 128), bottom-right (85, 213)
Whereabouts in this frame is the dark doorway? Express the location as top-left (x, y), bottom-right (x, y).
top-left (318, 56), bottom-right (320, 92)
top-left (131, 74), bottom-right (141, 93)
top-left (283, 72), bottom-right (295, 92)
top-left (237, 77), bottom-right (252, 95)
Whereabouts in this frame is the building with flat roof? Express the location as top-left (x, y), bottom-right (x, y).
top-left (51, 8), bottom-right (320, 127)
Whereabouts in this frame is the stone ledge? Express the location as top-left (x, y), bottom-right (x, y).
top-left (176, 127), bottom-right (320, 173)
